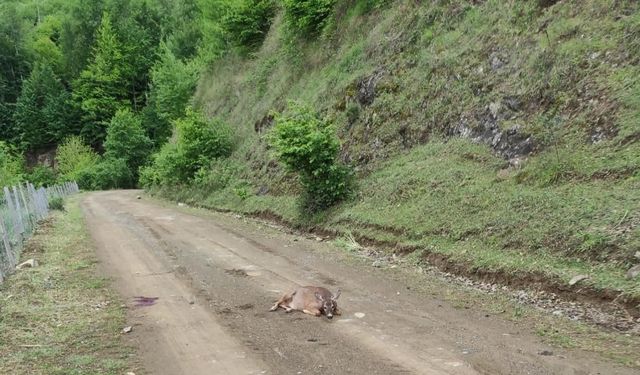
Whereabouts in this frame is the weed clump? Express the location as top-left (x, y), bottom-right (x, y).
top-left (48, 197), bottom-right (65, 211)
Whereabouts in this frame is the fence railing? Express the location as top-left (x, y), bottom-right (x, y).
top-left (0, 181), bottom-right (79, 282)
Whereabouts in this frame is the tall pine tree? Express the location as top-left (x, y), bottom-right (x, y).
top-left (73, 12), bottom-right (129, 149)
top-left (0, 3), bottom-right (31, 142)
top-left (13, 63), bottom-right (75, 151)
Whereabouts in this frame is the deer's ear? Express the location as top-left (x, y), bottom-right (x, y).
top-left (332, 289), bottom-right (341, 301)
top-left (315, 292), bottom-right (324, 301)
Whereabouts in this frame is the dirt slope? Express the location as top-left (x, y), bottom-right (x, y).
top-left (80, 190), bottom-right (635, 375)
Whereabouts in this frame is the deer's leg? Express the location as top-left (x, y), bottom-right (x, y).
top-left (302, 308), bottom-right (321, 317)
top-left (269, 293), bottom-right (291, 311)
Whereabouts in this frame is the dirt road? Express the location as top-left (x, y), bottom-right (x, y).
top-left (81, 191), bottom-right (633, 375)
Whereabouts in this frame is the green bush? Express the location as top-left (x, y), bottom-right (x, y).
top-left (76, 158), bottom-right (133, 190)
top-left (27, 165), bottom-right (57, 187)
top-left (139, 143), bottom-right (190, 187)
top-left (0, 141), bottom-right (25, 187)
top-left (141, 109), bottom-right (234, 188)
top-left (269, 102), bottom-right (351, 211)
top-left (104, 109), bottom-right (153, 180)
top-left (48, 197), bottom-right (65, 211)
top-left (176, 108), bottom-right (234, 175)
top-left (283, 0), bottom-right (337, 37)
top-left (223, 0), bottom-right (277, 53)
top-left (56, 136), bottom-right (98, 182)
top-left (349, 0), bottom-right (388, 16)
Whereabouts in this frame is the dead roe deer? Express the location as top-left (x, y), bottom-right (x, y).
top-left (270, 286), bottom-right (341, 319)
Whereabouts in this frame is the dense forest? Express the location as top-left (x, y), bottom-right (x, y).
top-left (0, 0), bottom-right (281, 189)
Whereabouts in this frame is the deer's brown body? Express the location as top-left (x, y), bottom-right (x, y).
top-left (270, 286), bottom-right (341, 319)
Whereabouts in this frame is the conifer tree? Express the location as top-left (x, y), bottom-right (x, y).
top-left (73, 12), bottom-right (129, 148)
top-left (13, 63), bottom-right (73, 150)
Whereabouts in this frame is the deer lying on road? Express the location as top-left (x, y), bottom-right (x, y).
top-left (270, 286), bottom-right (341, 319)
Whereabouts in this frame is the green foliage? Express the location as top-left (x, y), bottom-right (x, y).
top-left (176, 108), bottom-right (234, 174)
top-left (282, 0), bottom-right (336, 37)
top-left (0, 142), bottom-right (25, 187)
top-left (348, 0), bottom-right (388, 16)
top-left (59, 0), bottom-right (105, 81)
top-left (48, 196), bottom-right (65, 211)
top-left (345, 102), bottom-right (360, 124)
top-left (109, 0), bottom-right (163, 109)
top-left (27, 165), bottom-right (57, 188)
top-left (0, 3), bottom-right (31, 105)
top-left (13, 63), bottom-right (76, 151)
top-left (222, 0), bottom-right (277, 53)
top-left (269, 102), bottom-right (351, 211)
top-left (140, 96), bottom-right (172, 147)
top-left (55, 120), bottom-right (139, 190)
top-left (75, 157), bottom-right (133, 190)
top-left (141, 108), bottom-right (234, 187)
top-left (29, 14), bottom-right (65, 72)
top-left (160, 0), bottom-right (204, 60)
top-left (139, 143), bottom-right (190, 187)
top-left (56, 136), bottom-right (99, 181)
top-left (73, 12), bottom-right (129, 148)
top-left (193, 158), bottom-right (249, 190)
top-left (104, 109), bottom-right (153, 179)
top-left (0, 2), bottom-right (32, 142)
top-left (149, 44), bottom-right (200, 123)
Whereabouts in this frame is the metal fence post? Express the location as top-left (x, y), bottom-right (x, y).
top-left (0, 214), bottom-right (16, 270)
top-left (12, 186), bottom-right (26, 237)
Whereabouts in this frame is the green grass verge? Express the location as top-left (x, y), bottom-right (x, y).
top-left (0, 196), bottom-right (138, 375)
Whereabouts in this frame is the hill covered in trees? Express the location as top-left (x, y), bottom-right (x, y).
top-left (0, 0), bottom-right (251, 187)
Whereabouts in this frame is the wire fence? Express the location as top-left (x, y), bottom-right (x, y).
top-left (0, 181), bottom-right (79, 283)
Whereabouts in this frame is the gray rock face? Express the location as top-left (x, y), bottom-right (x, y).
top-left (450, 107), bottom-right (536, 160)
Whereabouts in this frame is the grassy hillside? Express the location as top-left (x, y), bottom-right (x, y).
top-left (153, 0), bottom-right (640, 308)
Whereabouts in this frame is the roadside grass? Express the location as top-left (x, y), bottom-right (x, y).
top-left (0, 196), bottom-right (137, 375)
top-left (330, 139), bottom-right (640, 300)
top-left (154, 137), bottom-right (639, 303)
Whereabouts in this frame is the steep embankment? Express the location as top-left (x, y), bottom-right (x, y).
top-left (155, 1), bottom-right (640, 314)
